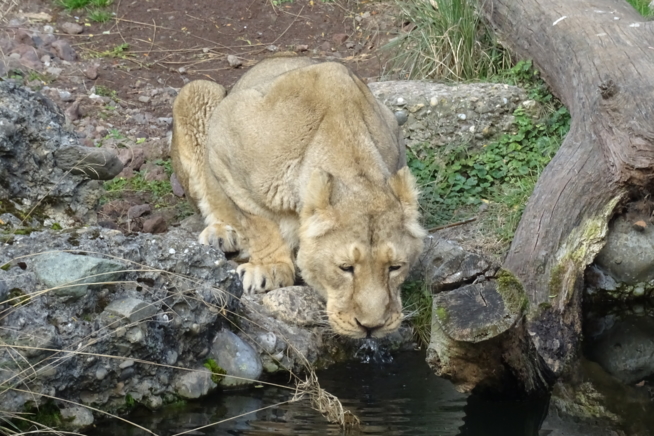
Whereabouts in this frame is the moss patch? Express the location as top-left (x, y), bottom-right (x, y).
top-left (203, 359), bottom-right (226, 384)
top-left (435, 306), bottom-right (449, 323)
top-left (496, 269), bottom-right (528, 314)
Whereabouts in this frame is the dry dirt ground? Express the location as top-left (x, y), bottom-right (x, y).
top-left (3, 0), bottom-right (401, 233)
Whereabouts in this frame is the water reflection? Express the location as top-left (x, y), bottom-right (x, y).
top-left (93, 351), bottom-right (550, 436)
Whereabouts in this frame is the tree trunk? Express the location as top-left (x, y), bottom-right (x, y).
top-left (474, 0), bottom-right (654, 388)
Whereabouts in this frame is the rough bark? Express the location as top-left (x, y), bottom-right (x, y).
top-left (478, 0), bottom-right (654, 387)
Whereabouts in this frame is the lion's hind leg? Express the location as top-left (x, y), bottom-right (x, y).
top-left (171, 80), bottom-right (248, 256)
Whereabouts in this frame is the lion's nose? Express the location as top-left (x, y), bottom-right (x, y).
top-left (355, 318), bottom-right (385, 338)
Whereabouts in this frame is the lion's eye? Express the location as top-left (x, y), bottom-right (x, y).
top-left (339, 265), bottom-right (354, 273)
top-left (389, 265), bottom-right (402, 272)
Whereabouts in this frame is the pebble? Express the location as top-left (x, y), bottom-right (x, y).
top-left (138, 95), bottom-right (151, 103)
top-left (143, 215), bottom-right (167, 234)
top-left (227, 54), bottom-right (242, 68)
top-left (43, 25), bottom-right (54, 34)
top-left (266, 44), bottom-right (278, 52)
top-left (58, 90), bottom-right (74, 102)
top-left (61, 22), bottom-right (84, 35)
top-left (85, 64), bottom-right (99, 80)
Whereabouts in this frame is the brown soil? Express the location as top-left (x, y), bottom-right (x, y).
top-left (4, 0), bottom-right (402, 233)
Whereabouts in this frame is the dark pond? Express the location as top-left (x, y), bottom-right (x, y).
top-left (91, 351), bottom-right (550, 436)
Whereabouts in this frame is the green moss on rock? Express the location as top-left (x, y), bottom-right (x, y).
top-left (496, 269), bottom-right (528, 314)
top-left (203, 358), bottom-right (227, 384)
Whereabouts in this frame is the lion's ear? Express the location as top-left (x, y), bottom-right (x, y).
top-left (300, 169), bottom-right (336, 238)
top-left (389, 167), bottom-right (427, 239)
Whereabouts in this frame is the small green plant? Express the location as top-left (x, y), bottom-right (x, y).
top-left (385, 0), bottom-right (511, 81)
top-left (103, 159), bottom-right (174, 207)
top-left (90, 0), bottom-right (113, 6)
top-left (94, 85), bottom-right (117, 99)
top-left (626, 0), bottom-right (654, 16)
top-left (55, 0), bottom-right (91, 11)
top-left (87, 8), bottom-right (112, 22)
top-left (92, 43), bottom-right (131, 59)
top-left (106, 128), bottom-right (125, 140)
top-left (402, 281), bottom-right (432, 346)
top-left (50, 223), bottom-right (62, 230)
top-left (203, 359), bottom-right (226, 384)
top-left (124, 394), bottom-right (136, 408)
top-left (272, 0), bottom-right (293, 5)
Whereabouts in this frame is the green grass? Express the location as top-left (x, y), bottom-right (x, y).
top-left (626, 0), bottom-right (654, 16)
top-left (402, 281), bottom-right (433, 346)
top-left (408, 61), bottom-right (570, 243)
top-left (103, 159), bottom-right (173, 207)
top-left (87, 8), bottom-right (112, 23)
top-left (385, 0), bottom-right (511, 81)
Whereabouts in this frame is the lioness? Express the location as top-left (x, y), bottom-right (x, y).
top-left (171, 57), bottom-right (426, 338)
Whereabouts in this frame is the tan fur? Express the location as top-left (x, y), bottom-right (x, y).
top-left (171, 57), bottom-right (426, 338)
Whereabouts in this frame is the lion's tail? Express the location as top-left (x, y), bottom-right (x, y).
top-left (170, 80), bottom-right (226, 208)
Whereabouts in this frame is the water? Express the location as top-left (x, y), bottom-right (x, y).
top-left (91, 351), bottom-right (550, 436)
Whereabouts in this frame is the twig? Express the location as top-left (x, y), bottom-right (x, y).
top-left (148, 18), bottom-right (156, 56)
top-left (427, 216), bottom-right (477, 233)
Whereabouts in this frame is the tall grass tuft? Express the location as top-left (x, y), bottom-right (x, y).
top-left (385, 0), bottom-right (511, 81)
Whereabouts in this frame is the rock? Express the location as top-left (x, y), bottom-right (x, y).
top-left (262, 286), bottom-right (325, 326)
top-left (138, 95), bottom-right (151, 103)
top-left (51, 39), bottom-right (77, 61)
top-left (45, 66), bottom-right (63, 78)
top-left (142, 215), bottom-right (167, 234)
top-left (296, 44), bottom-right (308, 52)
top-left (43, 25), bottom-right (54, 34)
top-left (32, 252), bottom-right (125, 300)
top-left (60, 22), bottom-right (84, 35)
top-left (417, 236), bottom-right (492, 292)
top-left (116, 147), bottom-right (146, 171)
top-left (266, 45), bottom-right (278, 52)
top-left (60, 406), bottom-right (94, 429)
top-left (0, 226), bottom-right (242, 414)
top-left (210, 329), bottom-right (262, 387)
top-left (58, 90), bottom-right (74, 102)
top-left (587, 316), bottom-right (654, 384)
top-left (171, 173), bottom-right (185, 197)
top-left (227, 55), bottom-right (242, 68)
top-left (595, 214), bottom-right (654, 284)
top-left (368, 81), bottom-right (526, 152)
top-left (0, 81), bottom-right (104, 227)
top-left (174, 367), bottom-right (217, 399)
top-left (127, 204), bottom-right (151, 219)
top-left (104, 297), bottom-right (158, 323)
top-left (332, 33), bottom-right (348, 45)
top-left (13, 29), bottom-right (33, 46)
top-left (394, 110), bottom-right (408, 126)
top-left (65, 99), bottom-right (82, 122)
top-left (19, 49), bottom-right (43, 70)
top-left (85, 64), bottom-right (99, 80)
top-left (53, 145), bottom-right (124, 180)
top-left (320, 41), bottom-right (331, 51)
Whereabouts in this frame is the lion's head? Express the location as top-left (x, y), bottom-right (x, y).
top-left (296, 167), bottom-right (426, 338)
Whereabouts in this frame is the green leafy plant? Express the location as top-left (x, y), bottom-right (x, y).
top-left (94, 85), bottom-right (117, 99)
top-left (385, 0), bottom-right (511, 81)
top-left (91, 43), bottom-right (131, 59)
top-left (408, 61), bottom-right (570, 243)
top-left (103, 160), bottom-right (174, 207)
top-left (55, 0), bottom-right (91, 11)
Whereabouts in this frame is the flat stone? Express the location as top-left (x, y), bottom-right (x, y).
top-left (85, 64), bottom-right (99, 80)
top-left (54, 146), bottom-right (124, 180)
top-left (33, 252), bottom-right (125, 299)
top-left (104, 297), bottom-right (158, 323)
top-left (210, 329), bottom-right (262, 387)
top-left (127, 204), bottom-right (151, 219)
top-left (174, 367), bottom-right (216, 399)
top-left (60, 22), bottom-right (84, 35)
top-left (171, 173), bottom-right (185, 197)
top-left (60, 406), bottom-right (94, 429)
top-left (262, 286), bottom-right (325, 326)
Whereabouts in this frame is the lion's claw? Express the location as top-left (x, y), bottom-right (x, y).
top-left (236, 262), bottom-right (294, 294)
top-left (199, 223), bottom-right (241, 253)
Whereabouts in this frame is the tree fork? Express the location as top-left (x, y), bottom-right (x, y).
top-left (470, 0), bottom-right (654, 388)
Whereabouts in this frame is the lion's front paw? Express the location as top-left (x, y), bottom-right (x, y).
top-left (236, 262), bottom-right (295, 294)
top-left (199, 223), bottom-right (242, 253)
